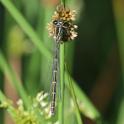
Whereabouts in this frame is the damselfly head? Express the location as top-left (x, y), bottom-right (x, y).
top-left (47, 4), bottom-right (78, 42)
top-left (53, 20), bottom-right (63, 27)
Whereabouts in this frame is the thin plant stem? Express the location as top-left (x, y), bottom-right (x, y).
top-left (113, 1), bottom-right (124, 124)
top-left (113, 0), bottom-right (124, 81)
top-left (61, 0), bottom-right (65, 7)
top-left (58, 44), bottom-right (65, 124)
top-left (58, 0), bottom-right (65, 122)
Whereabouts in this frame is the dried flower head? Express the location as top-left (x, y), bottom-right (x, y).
top-left (52, 4), bottom-right (76, 21)
top-left (47, 4), bottom-right (78, 42)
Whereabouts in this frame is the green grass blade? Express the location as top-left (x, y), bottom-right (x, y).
top-left (65, 71), bottom-right (101, 122)
top-left (65, 64), bottom-right (83, 124)
top-left (116, 100), bottom-right (124, 124)
top-left (58, 44), bottom-right (65, 124)
top-left (60, 0), bottom-right (66, 8)
top-left (61, 0), bottom-right (65, 5)
top-left (0, 91), bottom-right (6, 101)
top-left (0, 52), bottom-right (30, 108)
top-left (113, 1), bottom-right (124, 124)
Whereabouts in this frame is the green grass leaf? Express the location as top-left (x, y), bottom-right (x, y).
top-left (58, 44), bottom-right (65, 124)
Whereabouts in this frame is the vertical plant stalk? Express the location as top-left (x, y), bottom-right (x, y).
top-left (112, 0), bottom-right (124, 123)
top-left (61, 0), bottom-right (65, 6)
top-left (112, 0), bottom-right (124, 79)
top-left (58, 0), bottom-right (65, 123)
top-left (58, 44), bottom-right (65, 124)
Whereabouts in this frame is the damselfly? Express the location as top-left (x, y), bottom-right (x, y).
top-left (47, 4), bottom-right (78, 115)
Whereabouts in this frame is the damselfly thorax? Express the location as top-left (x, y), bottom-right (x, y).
top-left (53, 20), bottom-right (71, 43)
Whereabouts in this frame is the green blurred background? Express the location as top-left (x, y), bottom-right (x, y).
top-left (0, 0), bottom-right (124, 124)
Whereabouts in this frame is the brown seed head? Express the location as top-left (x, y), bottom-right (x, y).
top-left (47, 4), bottom-right (78, 42)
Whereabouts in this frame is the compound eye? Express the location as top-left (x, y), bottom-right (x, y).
top-left (59, 21), bottom-right (63, 25)
top-left (63, 22), bottom-right (69, 27)
top-left (53, 20), bottom-right (58, 25)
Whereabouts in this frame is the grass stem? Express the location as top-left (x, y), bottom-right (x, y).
top-left (61, 0), bottom-right (65, 7)
top-left (58, 44), bottom-right (65, 124)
